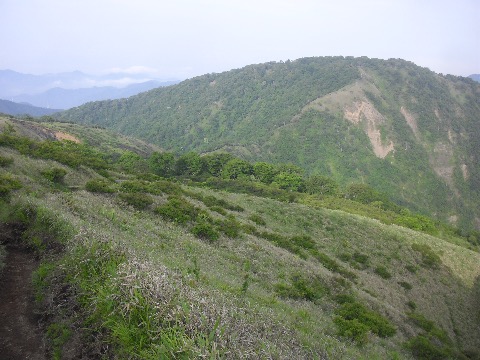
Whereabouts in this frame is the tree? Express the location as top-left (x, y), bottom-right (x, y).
top-left (305, 175), bottom-right (338, 196)
top-left (118, 151), bottom-right (148, 173)
top-left (273, 172), bottom-right (305, 192)
top-left (253, 162), bottom-right (278, 184)
top-left (175, 151), bottom-right (203, 176)
top-left (148, 151), bottom-right (175, 177)
top-left (201, 152), bottom-right (233, 177)
top-left (222, 158), bottom-right (253, 179)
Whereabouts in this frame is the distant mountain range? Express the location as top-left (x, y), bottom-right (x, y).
top-left (0, 99), bottom-right (60, 116)
top-left (0, 69), bottom-right (179, 110)
top-left (469, 74), bottom-right (480, 82)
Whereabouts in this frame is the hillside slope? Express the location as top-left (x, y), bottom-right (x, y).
top-left (1, 117), bottom-right (479, 359)
top-left (57, 57), bottom-right (480, 231)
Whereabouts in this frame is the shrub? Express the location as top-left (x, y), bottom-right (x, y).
top-left (148, 180), bottom-right (182, 195)
top-left (248, 213), bottom-right (266, 226)
top-left (411, 243), bottom-right (441, 269)
top-left (191, 222), bottom-right (219, 242)
top-left (334, 317), bottom-right (369, 345)
top-left (209, 206), bottom-right (227, 215)
top-left (406, 301), bottom-right (417, 310)
top-left (0, 155), bottom-right (13, 167)
top-left (119, 180), bottom-right (151, 193)
top-left (85, 178), bottom-right (116, 193)
top-left (404, 335), bottom-right (452, 360)
top-left (216, 215), bottom-right (241, 238)
top-left (335, 301), bottom-right (396, 341)
top-left (154, 196), bottom-right (199, 224)
top-left (118, 192), bottom-right (153, 210)
top-left (374, 265), bottom-right (392, 279)
top-left (41, 167), bottom-right (67, 183)
top-left (275, 273), bottom-right (329, 303)
top-left (0, 173), bottom-right (22, 198)
top-left (399, 281), bottom-right (413, 290)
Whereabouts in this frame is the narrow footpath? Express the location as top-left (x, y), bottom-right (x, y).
top-left (0, 247), bottom-right (46, 360)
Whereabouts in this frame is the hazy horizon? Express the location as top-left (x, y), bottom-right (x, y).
top-left (1, 0), bottom-right (479, 80)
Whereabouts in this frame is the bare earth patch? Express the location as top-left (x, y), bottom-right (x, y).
top-left (0, 248), bottom-right (46, 360)
top-left (54, 131), bottom-right (81, 143)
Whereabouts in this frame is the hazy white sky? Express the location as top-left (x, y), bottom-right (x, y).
top-left (1, 0), bottom-right (478, 79)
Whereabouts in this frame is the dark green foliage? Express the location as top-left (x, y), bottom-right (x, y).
top-left (253, 162), bottom-right (278, 184)
top-left (148, 151), bottom-right (175, 177)
top-left (200, 194), bottom-right (244, 212)
top-left (216, 215), bottom-right (241, 238)
top-left (175, 151), bottom-right (203, 176)
top-left (411, 243), bottom-right (441, 269)
top-left (374, 266), bottom-right (392, 279)
top-left (334, 293), bottom-right (356, 304)
top-left (248, 213), bottom-right (266, 226)
top-left (344, 183), bottom-right (388, 205)
top-left (201, 153), bottom-right (233, 177)
top-left (406, 301), bottom-right (417, 310)
top-left (334, 301), bottom-right (396, 342)
top-left (0, 154), bottom-right (13, 167)
top-left (41, 167), bottom-right (67, 183)
top-left (222, 158), bottom-right (253, 180)
top-left (404, 335), bottom-right (453, 360)
top-left (85, 179), bottom-right (116, 193)
top-left (117, 151), bottom-right (148, 173)
top-left (399, 281), bottom-right (413, 290)
top-left (209, 206), bottom-right (227, 215)
top-left (118, 192), bottom-right (153, 210)
top-left (275, 273), bottom-right (329, 303)
top-left (397, 212), bottom-right (437, 235)
top-left (191, 222), bottom-right (219, 242)
top-left (305, 175), bottom-right (338, 196)
top-left (310, 249), bottom-right (357, 280)
top-left (0, 173), bottom-right (22, 198)
top-left (119, 180), bottom-right (151, 193)
top-left (273, 172), bottom-right (305, 192)
top-left (154, 196), bottom-right (199, 224)
top-left (148, 180), bottom-right (182, 195)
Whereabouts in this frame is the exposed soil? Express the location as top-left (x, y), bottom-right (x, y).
top-left (0, 247), bottom-right (46, 359)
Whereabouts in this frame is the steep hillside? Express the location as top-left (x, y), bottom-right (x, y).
top-left (1, 117), bottom-right (479, 359)
top-left (58, 57), bottom-right (480, 231)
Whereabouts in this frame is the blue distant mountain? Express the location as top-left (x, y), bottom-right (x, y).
top-left (10, 80), bottom-right (178, 109)
top-left (0, 69), bottom-right (180, 109)
top-left (468, 74), bottom-right (480, 82)
top-left (0, 99), bottom-right (60, 116)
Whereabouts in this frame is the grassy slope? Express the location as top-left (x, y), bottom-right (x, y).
top-left (1, 121), bottom-right (479, 358)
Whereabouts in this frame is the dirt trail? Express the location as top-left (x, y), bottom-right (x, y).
top-left (0, 247), bottom-right (46, 360)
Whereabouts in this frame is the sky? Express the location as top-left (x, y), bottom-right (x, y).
top-left (0, 0), bottom-right (479, 81)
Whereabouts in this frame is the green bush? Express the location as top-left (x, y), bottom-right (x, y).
top-left (191, 222), bottom-right (219, 242)
top-left (119, 180), bottom-right (151, 193)
top-left (216, 215), bottom-right (241, 238)
top-left (333, 317), bottom-right (369, 345)
top-left (399, 281), bottom-right (413, 290)
top-left (275, 273), bottom-right (329, 303)
top-left (404, 335), bottom-right (452, 360)
top-left (248, 213), bottom-right (266, 226)
top-left (0, 173), bottom-right (22, 198)
top-left (154, 196), bottom-right (199, 224)
top-left (411, 243), bottom-right (441, 269)
top-left (335, 301), bottom-right (396, 342)
top-left (118, 192), bottom-right (153, 210)
top-left (85, 178), bottom-right (116, 193)
top-left (0, 155), bottom-right (14, 167)
top-left (374, 265), bottom-right (392, 279)
top-left (148, 180), bottom-right (182, 195)
top-left (41, 167), bottom-right (67, 183)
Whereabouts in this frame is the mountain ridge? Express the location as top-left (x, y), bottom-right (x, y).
top-left (56, 56), bottom-right (480, 230)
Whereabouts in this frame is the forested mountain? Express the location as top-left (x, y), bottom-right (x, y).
top-left (0, 99), bottom-right (60, 116)
top-left (58, 57), bottom-right (480, 230)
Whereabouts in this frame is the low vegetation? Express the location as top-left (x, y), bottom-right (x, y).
top-left (1, 117), bottom-right (480, 359)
